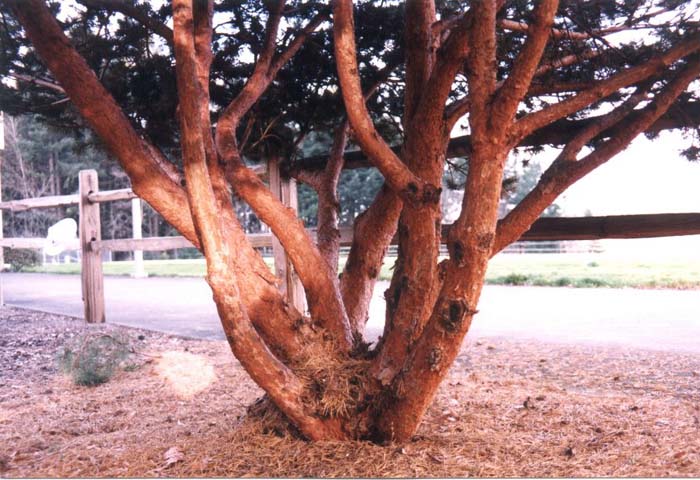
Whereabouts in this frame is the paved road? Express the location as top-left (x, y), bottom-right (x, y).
top-left (2, 273), bottom-right (699, 353)
top-left (1, 273), bottom-right (221, 339)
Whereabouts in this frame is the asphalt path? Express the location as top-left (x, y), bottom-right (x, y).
top-left (2, 273), bottom-right (699, 353)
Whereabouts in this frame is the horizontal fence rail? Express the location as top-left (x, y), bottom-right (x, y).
top-left (0, 237), bottom-right (80, 250)
top-left (0, 193), bottom-right (79, 212)
top-left (83, 213), bottom-right (700, 253)
top-left (0, 188), bottom-right (137, 211)
top-left (87, 188), bottom-right (137, 204)
top-left (4, 192), bottom-right (699, 246)
top-left (91, 232), bottom-right (274, 252)
top-left (513, 213), bottom-right (700, 240)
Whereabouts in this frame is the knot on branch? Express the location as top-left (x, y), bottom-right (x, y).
top-left (421, 184), bottom-right (442, 204)
top-left (440, 299), bottom-right (478, 334)
top-left (401, 182), bottom-right (443, 206)
top-left (405, 182), bottom-right (419, 201)
top-left (368, 266), bottom-right (379, 279)
top-left (449, 240), bottom-right (465, 266)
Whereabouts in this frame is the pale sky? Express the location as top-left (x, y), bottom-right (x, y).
top-left (534, 130), bottom-right (700, 257)
top-left (555, 131), bottom-right (700, 217)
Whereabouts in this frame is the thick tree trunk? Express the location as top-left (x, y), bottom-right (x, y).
top-left (371, 134), bottom-right (445, 385)
top-left (376, 146), bottom-right (508, 442)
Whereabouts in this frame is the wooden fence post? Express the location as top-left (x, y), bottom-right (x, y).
top-left (79, 169), bottom-right (105, 323)
top-left (267, 157), bottom-right (306, 312)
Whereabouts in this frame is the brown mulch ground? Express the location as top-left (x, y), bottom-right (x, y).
top-left (0, 305), bottom-right (699, 478)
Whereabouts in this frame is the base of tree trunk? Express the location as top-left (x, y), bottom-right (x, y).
top-left (240, 347), bottom-right (397, 443)
top-left (244, 396), bottom-right (304, 439)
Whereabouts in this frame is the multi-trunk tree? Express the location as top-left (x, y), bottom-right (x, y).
top-left (2, 0), bottom-right (699, 442)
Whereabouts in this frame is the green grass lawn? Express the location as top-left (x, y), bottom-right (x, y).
top-left (483, 253), bottom-right (700, 289)
top-left (25, 253), bottom-right (700, 289)
top-left (27, 258), bottom-right (210, 277)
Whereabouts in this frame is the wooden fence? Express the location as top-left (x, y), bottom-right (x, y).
top-left (0, 163), bottom-right (304, 322)
top-left (2, 167), bottom-right (700, 324)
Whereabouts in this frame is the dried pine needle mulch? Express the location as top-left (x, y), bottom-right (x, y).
top-left (1, 306), bottom-right (699, 478)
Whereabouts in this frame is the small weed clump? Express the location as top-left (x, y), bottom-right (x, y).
top-left (5, 249), bottom-right (41, 272)
top-left (58, 333), bottom-right (132, 386)
top-left (498, 273), bottom-right (531, 285)
top-left (575, 277), bottom-right (610, 288)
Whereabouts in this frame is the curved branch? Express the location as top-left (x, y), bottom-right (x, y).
top-left (216, 8), bottom-right (327, 142)
top-left (260, 0), bottom-right (286, 67)
top-left (269, 10), bottom-right (329, 75)
top-left (224, 160), bottom-right (354, 350)
top-left (191, 2), bottom-right (315, 363)
top-left (332, 0), bottom-right (425, 198)
top-left (491, 0), bottom-right (559, 130)
top-left (210, 2), bottom-right (352, 350)
top-left (420, 11), bottom-right (472, 127)
top-left (172, 0), bottom-right (337, 441)
top-left (340, 185), bottom-right (402, 337)
top-left (316, 121), bottom-right (348, 270)
top-left (172, 0), bottom-right (223, 256)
